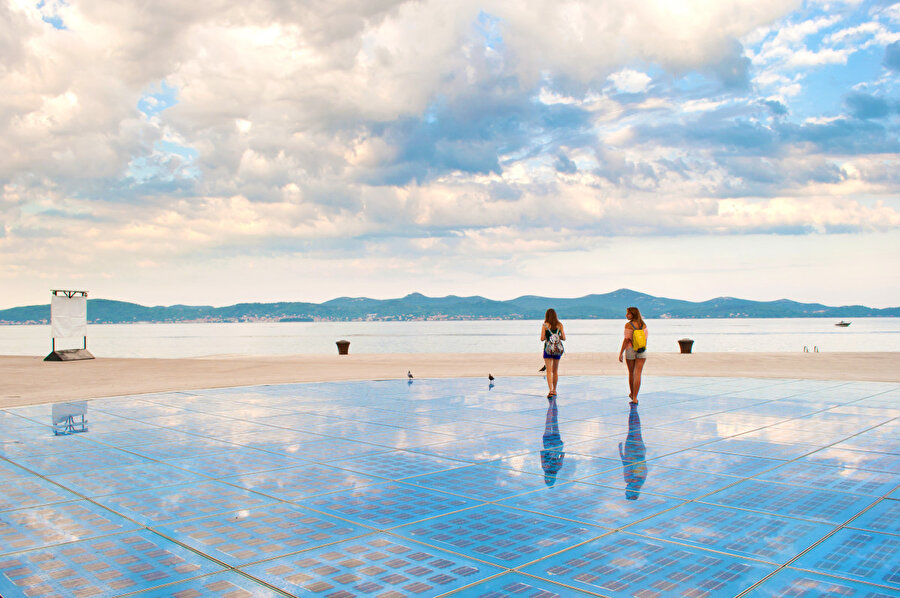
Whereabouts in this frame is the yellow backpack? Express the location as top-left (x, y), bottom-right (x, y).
top-left (631, 323), bottom-right (647, 353)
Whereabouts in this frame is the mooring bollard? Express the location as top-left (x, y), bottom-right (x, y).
top-left (336, 340), bottom-right (350, 355)
top-left (678, 338), bottom-right (694, 354)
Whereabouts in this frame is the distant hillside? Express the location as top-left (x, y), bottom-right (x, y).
top-left (1, 289), bottom-right (898, 324)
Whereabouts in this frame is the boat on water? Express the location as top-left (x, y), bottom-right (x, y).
top-left (835, 320), bottom-right (851, 327)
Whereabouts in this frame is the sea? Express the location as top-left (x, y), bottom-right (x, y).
top-left (2, 318), bottom-right (898, 358)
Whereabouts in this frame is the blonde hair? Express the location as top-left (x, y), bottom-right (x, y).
top-left (626, 306), bottom-right (645, 329)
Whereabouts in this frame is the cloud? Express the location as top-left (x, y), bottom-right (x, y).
top-left (885, 40), bottom-right (900, 71)
top-left (608, 69), bottom-right (652, 94)
top-left (845, 92), bottom-right (892, 119)
top-left (761, 99), bottom-right (789, 116)
top-left (1, 0), bottom-right (898, 309)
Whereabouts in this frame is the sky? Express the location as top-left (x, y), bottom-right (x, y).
top-left (1, 0), bottom-right (899, 309)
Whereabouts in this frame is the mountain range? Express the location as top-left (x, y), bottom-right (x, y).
top-left (1, 289), bottom-right (897, 324)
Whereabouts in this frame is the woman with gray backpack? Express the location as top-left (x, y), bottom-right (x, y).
top-left (541, 308), bottom-right (566, 399)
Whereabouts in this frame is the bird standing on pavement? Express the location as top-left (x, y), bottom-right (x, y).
top-left (407, 371), bottom-right (414, 379)
top-left (488, 373), bottom-right (495, 382)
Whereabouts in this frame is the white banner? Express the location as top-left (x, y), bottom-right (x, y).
top-left (51, 295), bottom-right (87, 339)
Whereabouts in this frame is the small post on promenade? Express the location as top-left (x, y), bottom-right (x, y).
top-left (678, 338), bottom-right (694, 354)
top-left (336, 340), bottom-right (351, 355)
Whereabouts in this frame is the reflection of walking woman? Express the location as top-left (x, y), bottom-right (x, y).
top-left (541, 309), bottom-right (566, 399)
top-left (618, 306), bottom-right (647, 404)
top-left (540, 397), bottom-right (565, 486)
top-left (618, 404), bottom-right (647, 500)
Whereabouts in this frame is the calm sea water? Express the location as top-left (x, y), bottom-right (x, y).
top-left (1, 318), bottom-right (898, 358)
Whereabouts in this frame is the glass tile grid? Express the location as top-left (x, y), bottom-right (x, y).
top-left (520, 531), bottom-right (775, 597)
top-left (484, 451), bottom-right (621, 484)
top-left (700, 479), bottom-right (878, 525)
top-left (0, 459), bottom-right (33, 481)
top-left (563, 433), bottom-right (685, 462)
top-left (91, 401), bottom-right (194, 419)
top-left (846, 499), bottom-right (900, 535)
top-left (330, 449), bottom-right (468, 480)
top-left (301, 482), bottom-right (480, 529)
top-left (0, 434), bottom-right (101, 459)
top-left (406, 464), bottom-right (557, 502)
top-left (48, 461), bottom-right (207, 497)
top-left (213, 428), bottom-right (323, 448)
top-left (498, 481), bottom-right (683, 529)
top-left (95, 481), bottom-right (279, 526)
top-left (834, 436), bottom-right (900, 456)
top-left (755, 462), bottom-right (898, 497)
top-left (9, 447), bottom-right (155, 476)
top-left (126, 570), bottom-right (286, 597)
top-left (2, 375), bottom-right (898, 597)
top-left (627, 502), bottom-right (836, 563)
top-left (797, 447), bottom-right (900, 475)
top-left (84, 427), bottom-right (198, 447)
top-left (393, 504), bottom-right (605, 568)
top-left (410, 434), bottom-right (562, 464)
top-left (354, 428), bottom-right (462, 449)
top-left (0, 475), bottom-right (81, 511)
top-left (268, 438), bottom-right (392, 462)
top-left (585, 463), bottom-right (744, 500)
top-left (130, 439), bottom-right (254, 461)
top-left (62, 417), bottom-right (158, 435)
top-left (646, 449), bottom-right (786, 477)
top-left (167, 447), bottom-right (305, 478)
top-left (153, 503), bottom-right (373, 566)
top-left (0, 529), bottom-right (223, 598)
top-left (610, 427), bottom-right (720, 448)
top-left (447, 571), bottom-right (596, 597)
top-left (0, 501), bottom-right (140, 556)
top-left (700, 438), bottom-right (821, 460)
top-left (736, 427), bottom-right (854, 446)
top-left (242, 533), bottom-right (502, 597)
top-left (227, 464), bottom-right (384, 501)
top-left (744, 568), bottom-right (900, 598)
top-left (792, 528), bottom-right (900, 589)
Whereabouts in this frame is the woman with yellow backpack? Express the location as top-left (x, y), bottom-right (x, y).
top-left (618, 306), bottom-right (647, 404)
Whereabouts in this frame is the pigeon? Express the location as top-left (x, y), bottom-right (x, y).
top-left (488, 373), bottom-right (495, 382)
top-left (539, 365), bottom-right (546, 372)
top-left (407, 371), bottom-right (414, 379)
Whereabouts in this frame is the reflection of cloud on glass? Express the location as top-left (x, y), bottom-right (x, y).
top-left (619, 404), bottom-right (647, 500)
top-left (540, 398), bottom-right (565, 486)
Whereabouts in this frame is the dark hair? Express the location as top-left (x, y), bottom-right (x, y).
top-left (544, 308), bottom-right (561, 330)
top-left (626, 306), bottom-right (645, 329)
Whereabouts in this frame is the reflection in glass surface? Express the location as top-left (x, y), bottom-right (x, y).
top-left (51, 401), bottom-right (88, 435)
top-left (619, 404), bottom-right (648, 500)
top-left (540, 397), bottom-right (565, 486)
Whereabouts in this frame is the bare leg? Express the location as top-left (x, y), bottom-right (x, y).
top-left (626, 358), bottom-right (636, 400)
top-left (544, 358), bottom-right (554, 394)
top-left (551, 359), bottom-right (560, 394)
top-left (632, 358), bottom-right (646, 402)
